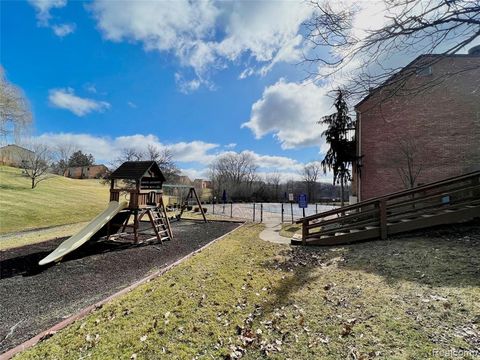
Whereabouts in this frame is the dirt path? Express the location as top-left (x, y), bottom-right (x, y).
top-left (0, 220), bottom-right (239, 354)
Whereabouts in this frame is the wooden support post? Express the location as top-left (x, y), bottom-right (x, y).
top-left (260, 204), bottom-right (263, 223)
top-left (134, 180), bottom-right (141, 243)
top-left (253, 203), bottom-right (256, 222)
top-left (191, 187), bottom-right (207, 223)
top-left (230, 202), bottom-right (233, 218)
top-left (281, 203), bottom-right (284, 223)
top-left (160, 197), bottom-right (173, 240)
top-left (379, 199), bottom-right (387, 240)
top-left (302, 220), bottom-right (308, 245)
top-left (133, 209), bottom-right (139, 243)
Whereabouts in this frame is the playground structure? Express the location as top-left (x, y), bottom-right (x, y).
top-left (40, 161), bottom-right (210, 266)
top-left (106, 161), bottom-right (173, 244)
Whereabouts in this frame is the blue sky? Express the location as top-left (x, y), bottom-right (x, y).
top-left (1, 1), bottom-right (358, 180)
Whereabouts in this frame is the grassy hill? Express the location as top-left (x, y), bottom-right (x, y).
top-left (0, 166), bottom-right (109, 234)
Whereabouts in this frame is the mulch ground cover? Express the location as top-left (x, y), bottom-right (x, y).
top-left (0, 220), bottom-right (239, 353)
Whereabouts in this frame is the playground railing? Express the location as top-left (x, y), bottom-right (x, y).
top-left (110, 189), bottom-right (163, 208)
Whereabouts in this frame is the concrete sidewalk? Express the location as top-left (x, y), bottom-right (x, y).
top-left (259, 220), bottom-right (291, 245)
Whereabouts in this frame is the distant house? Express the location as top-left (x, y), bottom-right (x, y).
top-left (193, 178), bottom-right (212, 189)
top-left (64, 165), bottom-right (108, 179)
top-left (0, 144), bottom-right (34, 167)
top-left (177, 175), bottom-right (192, 186)
top-left (352, 46), bottom-right (480, 202)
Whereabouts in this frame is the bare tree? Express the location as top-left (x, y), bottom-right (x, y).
top-left (0, 68), bottom-right (32, 144)
top-left (20, 143), bottom-right (52, 189)
top-left (266, 171), bottom-right (282, 201)
top-left (52, 143), bottom-right (77, 175)
top-left (146, 145), bottom-right (180, 182)
top-left (304, 0), bottom-right (480, 99)
top-left (209, 152), bottom-right (258, 200)
top-left (394, 137), bottom-right (424, 189)
top-left (114, 147), bottom-right (144, 165)
top-left (301, 162), bottom-right (322, 202)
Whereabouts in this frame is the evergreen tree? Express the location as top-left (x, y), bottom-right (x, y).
top-left (319, 89), bottom-right (356, 206)
top-left (68, 150), bottom-right (95, 167)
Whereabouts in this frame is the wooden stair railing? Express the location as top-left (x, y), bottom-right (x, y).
top-left (295, 170), bottom-right (480, 245)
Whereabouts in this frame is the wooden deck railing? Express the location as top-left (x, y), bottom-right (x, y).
top-left (296, 171), bottom-right (480, 244)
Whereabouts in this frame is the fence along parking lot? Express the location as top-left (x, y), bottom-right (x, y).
top-left (203, 202), bottom-right (336, 223)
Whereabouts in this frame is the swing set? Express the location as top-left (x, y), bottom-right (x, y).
top-left (163, 184), bottom-right (207, 223)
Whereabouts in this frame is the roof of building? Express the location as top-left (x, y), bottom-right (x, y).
top-left (110, 161), bottom-right (166, 181)
top-left (66, 164), bottom-right (108, 170)
top-left (354, 52), bottom-right (480, 110)
top-left (0, 144), bottom-right (34, 153)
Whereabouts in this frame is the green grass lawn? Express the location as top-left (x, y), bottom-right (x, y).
top-left (0, 222), bottom-right (89, 251)
top-left (279, 224), bottom-right (301, 238)
top-left (15, 224), bottom-right (480, 359)
top-left (0, 166), bottom-right (109, 234)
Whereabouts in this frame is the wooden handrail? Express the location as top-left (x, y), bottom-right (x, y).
top-left (297, 170), bottom-right (480, 223)
top-left (297, 170), bottom-right (480, 242)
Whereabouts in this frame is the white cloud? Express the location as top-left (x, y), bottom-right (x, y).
top-left (35, 133), bottom-right (219, 165)
top-left (91, 0), bottom-right (314, 90)
top-left (49, 88), bottom-right (110, 116)
top-left (243, 79), bottom-right (332, 151)
top-left (33, 132), bottom-right (328, 181)
top-left (215, 1), bottom-right (309, 64)
top-left (51, 23), bottom-right (75, 37)
top-left (29, 0), bottom-right (66, 24)
top-left (180, 168), bottom-right (208, 180)
top-left (28, 0), bottom-right (76, 37)
top-left (174, 73), bottom-right (202, 94)
top-left (85, 84), bottom-right (97, 94)
top-left (127, 101), bottom-right (137, 108)
top-left (224, 143), bottom-right (237, 149)
top-left (244, 150), bottom-right (303, 171)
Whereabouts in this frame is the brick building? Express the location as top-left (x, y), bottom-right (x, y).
top-left (193, 178), bottom-right (212, 189)
top-left (353, 48), bottom-right (480, 201)
top-left (64, 165), bottom-right (108, 179)
top-left (0, 144), bottom-right (34, 167)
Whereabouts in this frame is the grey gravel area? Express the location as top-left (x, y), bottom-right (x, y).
top-left (0, 220), bottom-right (239, 353)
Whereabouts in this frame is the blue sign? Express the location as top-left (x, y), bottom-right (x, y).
top-left (298, 193), bottom-right (308, 208)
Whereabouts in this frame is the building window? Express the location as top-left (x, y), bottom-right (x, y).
top-left (416, 66), bottom-right (432, 76)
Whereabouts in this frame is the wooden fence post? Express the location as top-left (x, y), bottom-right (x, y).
top-left (302, 220), bottom-right (308, 245)
top-left (379, 199), bottom-right (387, 240)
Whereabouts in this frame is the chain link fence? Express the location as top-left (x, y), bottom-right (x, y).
top-left (202, 202), bottom-right (336, 223)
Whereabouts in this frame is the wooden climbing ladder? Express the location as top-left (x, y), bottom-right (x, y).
top-left (144, 198), bottom-right (173, 243)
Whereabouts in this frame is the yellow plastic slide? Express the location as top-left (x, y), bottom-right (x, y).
top-left (39, 201), bottom-right (129, 266)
